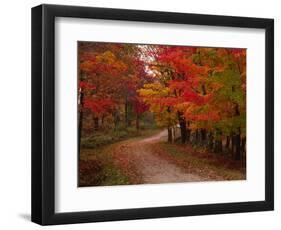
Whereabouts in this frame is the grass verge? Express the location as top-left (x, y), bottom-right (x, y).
top-left (80, 128), bottom-right (159, 149)
top-left (79, 146), bottom-right (130, 187)
top-left (152, 142), bottom-right (246, 181)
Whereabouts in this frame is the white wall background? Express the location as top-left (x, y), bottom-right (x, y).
top-left (0, 0), bottom-right (279, 229)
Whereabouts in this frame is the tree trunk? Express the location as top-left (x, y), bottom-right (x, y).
top-left (136, 114), bottom-right (140, 130)
top-left (195, 129), bottom-right (199, 144)
top-left (214, 131), bottom-right (223, 153)
top-left (215, 139), bottom-right (223, 153)
top-left (113, 111), bottom-right (120, 131)
top-left (201, 128), bottom-right (207, 145)
top-left (234, 130), bottom-right (241, 160)
top-left (168, 127), bottom-right (173, 143)
top-left (231, 134), bottom-right (235, 158)
top-left (186, 128), bottom-right (191, 143)
top-left (234, 134), bottom-right (241, 160)
top-left (241, 137), bottom-right (246, 157)
top-left (208, 132), bottom-right (214, 150)
top-left (225, 136), bottom-right (230, 152)
top-left (94, 117), bottom-right (99, 131)
top-left (234, 103), bottom-right (241, 160)
top-left (101, 115), bottom-right (105, 126)
top-left (177, 112), bottom-right (187, 144)
top-left (78, 89), bottom-right (84, 153)
top-left (172, 126), bottom-right (176, 143)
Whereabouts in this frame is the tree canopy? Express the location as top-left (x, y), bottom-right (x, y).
top-left (78, 42), bottom-right (246, 160)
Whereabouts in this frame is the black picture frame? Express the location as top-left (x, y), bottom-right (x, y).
top-left (31, 4), bottom-right (274, 225)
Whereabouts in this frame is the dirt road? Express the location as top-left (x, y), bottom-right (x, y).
top-left (113, 130), bottom-right (203, 184)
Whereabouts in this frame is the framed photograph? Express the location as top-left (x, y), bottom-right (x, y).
top-left (31, 4), bottom-right (274, 225)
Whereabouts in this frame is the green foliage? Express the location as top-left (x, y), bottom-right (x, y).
top-left (212, 69), bottom-right (244, 104)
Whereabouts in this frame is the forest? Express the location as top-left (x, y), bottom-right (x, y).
top-left (78, 42), bottom-right (246, 187)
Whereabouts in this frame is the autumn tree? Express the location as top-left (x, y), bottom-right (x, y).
top-left (139, 45), bottom-right (246, 159)
top-left (78, 42), bottom-right (246, 161)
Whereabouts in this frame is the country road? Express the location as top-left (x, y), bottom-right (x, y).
top-left (80, 130), bottom-right (245, 187)
top-left (111, 130), bottom-right (203, 184)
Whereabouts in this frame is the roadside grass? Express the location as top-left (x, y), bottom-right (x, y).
top-left (154, 142), bottom-right (246, 181)
top-left (80, 127), bottom-right (159, 149)
top-left (79, 146), bottom-right (130, 187)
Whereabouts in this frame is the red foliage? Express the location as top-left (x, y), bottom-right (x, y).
top-left (79, 81), bottom-right (96, 90)
top-left (183, 91), bottom-right (212, 106)
top-left (229, 48), bottom-right (246, 58)
top-left (132, 98), bottom-right (149, 115)
top-left (83, 98), bottom-right (116, 114)
top-left (185, 111), bottom-right (220, 122)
